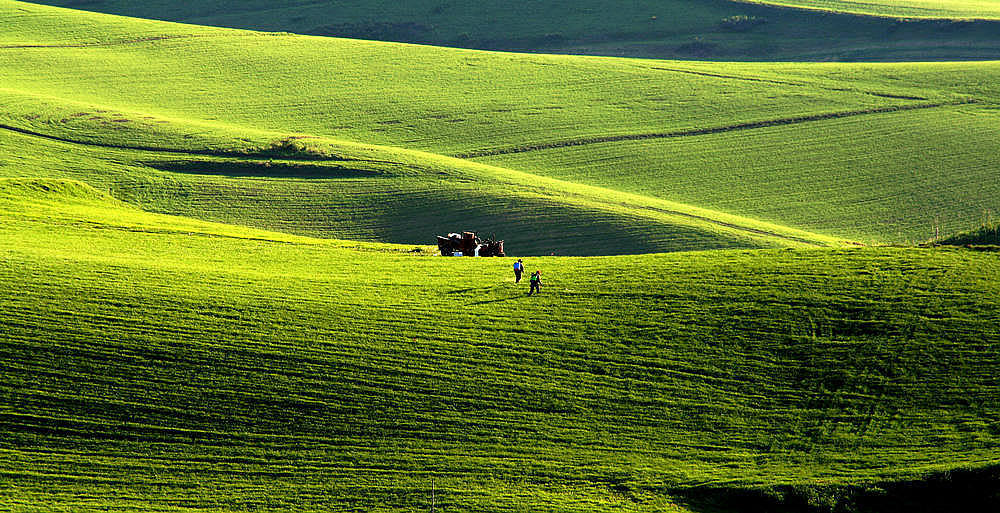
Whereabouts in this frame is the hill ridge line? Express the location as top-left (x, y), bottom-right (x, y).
top-left (0, 122), bottom-right (241, 156)
top-left (453, 100), bottom-right (970, 159)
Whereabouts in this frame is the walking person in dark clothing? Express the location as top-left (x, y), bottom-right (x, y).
top-left (528, 270), bottom-right (542, 296)
top-left (513, 259), bottom-right (524, 283)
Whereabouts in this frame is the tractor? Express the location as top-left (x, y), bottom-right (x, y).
top-left (436, 231), bottom-right (505, 257)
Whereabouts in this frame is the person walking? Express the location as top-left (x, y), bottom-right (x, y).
top-left (513, 259), bottom-right (524, 283)
top-left (528, 270), bottom-right (542, 296)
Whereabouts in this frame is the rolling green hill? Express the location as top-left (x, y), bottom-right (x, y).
top-left (28, 0), bottom-right (1000, 60)
top-left (4, 1), bottom-right (1000, 250)
top-left (4, 2), bottom-right (1000, 511)
top-left (2, 178), bottom-right (999, 512)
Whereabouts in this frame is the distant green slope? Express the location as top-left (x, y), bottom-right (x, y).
top-left (3, 1), bottom-right (1000, 249)
top-left (27, 0), bottom-right (1000, 60)
top-left (476, 104), bottom-right (1000, 244)
top-left (2, 178), bottom-right (999, 512)
top-left (743, 0), bottom-right (1000, 20)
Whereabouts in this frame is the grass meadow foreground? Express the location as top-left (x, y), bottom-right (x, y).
top-left (1, 178), bottom-right (999, 512)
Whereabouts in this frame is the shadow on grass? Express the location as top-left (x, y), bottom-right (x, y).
top-left (467, 295), bottom-right (529, 306)
top-left (143, 159), bottom-right (380, 179)
top-left (679, 466), bottom-right (1000, 513)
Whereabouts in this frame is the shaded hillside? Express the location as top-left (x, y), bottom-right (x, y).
top-left (31, 0), bottom-right (1000, 60)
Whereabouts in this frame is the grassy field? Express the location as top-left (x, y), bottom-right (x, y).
top-left (743, 0), bottom-right (1000, 20)
top-left (2, 178), bottom-right (999, 512)
top-left (476, 103), bottom-right (1000, 244)
top-left (4, 2), bottom-right (1000, 511)
top-left (28, 0), bottom-right (1000, 60)
top-left (4, 1), bottom-right (1000, 249)
top-left (0, 107), bottom-right (838, 256)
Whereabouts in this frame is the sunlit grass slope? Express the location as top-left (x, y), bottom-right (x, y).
top-left (743, 0), bottom-right (1000, 20)
top-left (27, 0), bottom-right (1000, 60)
top-left (4, 1), bottom-right (1000, 249)
top-left (476, 103), bottom-right (1000, 244)
top-left (2, 178), bottom-right (999, 511)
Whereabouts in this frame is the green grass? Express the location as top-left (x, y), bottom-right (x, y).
top-left (0, 114), bottom-right (838, 255)
top-left (4, 1), bottom-right (1000, 511)
top-left (2, 179), bottom-right (999, 511)
top-left (742, 0), bottom-right (1000, 20)
top-left (475, 103), bottom-right (1000, 244)
top-left (5, 1), bottom-right (1000, 251)
top-left (26, 0), bottom-right (1000, 60)
top-left (4, 5), bottom-right (1000, 510)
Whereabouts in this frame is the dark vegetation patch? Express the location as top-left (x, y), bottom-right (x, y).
top-left (142, 159), bottom-right (380, 179)
top-left (937, 222), bottom-right (1000, 246)
top-left (249, 137), bottom-right (334, 159)
top-left (681, 466), bottom-right (1000, 513)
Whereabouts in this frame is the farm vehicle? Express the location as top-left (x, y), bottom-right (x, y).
top-left (436, 231), bottom-right (505, 257)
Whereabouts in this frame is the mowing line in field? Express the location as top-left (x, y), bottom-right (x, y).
top-left (649, 67), bottom-right (807, 87)
top-left (649, 67), bottom-right (928, 100)
top-left (454, 100), bottom-right (970, 158)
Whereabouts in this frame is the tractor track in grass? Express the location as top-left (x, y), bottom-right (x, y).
top-left (648, 67), bottom-right (929, 100)
top-left (453, 100), bottom-right (972, 159)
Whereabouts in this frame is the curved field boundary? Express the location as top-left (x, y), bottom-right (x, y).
top-left (0, 122), bottom-right (235, 156)
top-left (650, 66), bottom-right (807, 87)
top-left (453, 101), bottom-right (970, 159)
